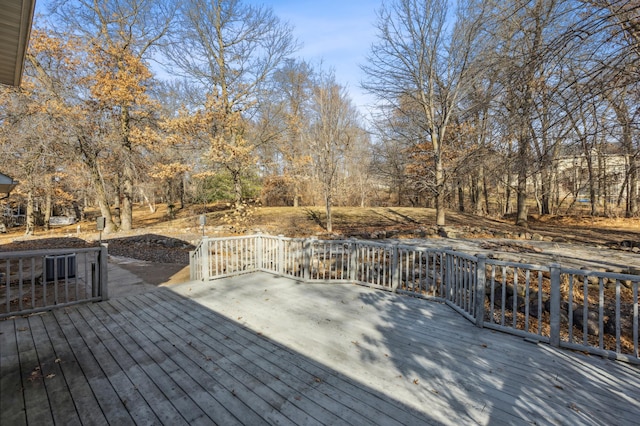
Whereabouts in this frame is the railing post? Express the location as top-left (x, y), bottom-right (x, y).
top-left (391, 243), bottom-right (400, 291)
top-left (303, 238), bottom-right (311, 281)
top-left (277, 235), bottom-right (285, 276)
top-left (189, 250), bottom-right (195, 280)
top-left (475, 255), bottom-right (487, 327)
top-left (201, 237), bottom-right (210, 281)
top-left (443, 248), bottom-right (453, 302)
top-left (349, 238), bottom-right (357, 283)
top-left (255, 233), bottom-right (263, 271)
top-left (550, 263), bottom-right (561, 347)
top-left (99, 244), bottom-right (108, 300)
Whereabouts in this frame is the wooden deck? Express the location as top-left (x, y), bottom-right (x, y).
top-left (1, 272), bottom-right (639, 425)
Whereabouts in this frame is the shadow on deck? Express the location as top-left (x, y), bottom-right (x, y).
top-left (1, 272), bottom-right (639, 425)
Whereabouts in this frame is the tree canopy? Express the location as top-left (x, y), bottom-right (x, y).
top-left (0, 0), bottom-right (638, 235)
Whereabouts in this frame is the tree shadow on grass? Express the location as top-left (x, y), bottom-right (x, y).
top-left (304, 208), bottom-right (326, 230)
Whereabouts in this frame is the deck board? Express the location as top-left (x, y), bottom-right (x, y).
top-left (51, 307), bottom-right (136, 426)
top-left (76, 303), bottom-right (193, 425)
top-left (28, 314), bottom-right (82, 426)
top-left (40, 309), bottom-right (108, 425)
top-left (98, 298), bottom-right (271, 426)
top-left (64, 307), bottom-right (162, 425)
top-left (0, 318), bottom-right (26, 425)
top-left (14, 316), bottom-right (54, 425)
top-left (91, 301), bottom-right (216, 425)
top-left (145, 289), bottom-right (441, 425)
top-left (128, 292), bottom-right (371, 425)
top-left (2, 272), bottom-right (639, 425)
top-left (137, 290), bottom-right (413, 426)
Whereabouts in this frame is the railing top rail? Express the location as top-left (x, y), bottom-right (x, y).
top-left (395, 243), bottom-right (446, 253)
top-left (441, 249), bottom-right (478, 262)
top-left (202, 235), bottom-right (257, 242)
top-left (310, 239), bottom-right (355, 246)
top-left (351, 239), bottom-right (398, 249)
top-left (560, 267), bottom-right (640, 282)
top-left (0, 246), bottom-right (103, 258)
top-left (484, 258), bottom-right (551, 271)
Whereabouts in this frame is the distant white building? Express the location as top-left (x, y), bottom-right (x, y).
top-left (553, 152), bottom-right (628, 205)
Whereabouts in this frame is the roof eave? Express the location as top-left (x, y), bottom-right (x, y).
top-left (0, 0), bottom-right (37, 87)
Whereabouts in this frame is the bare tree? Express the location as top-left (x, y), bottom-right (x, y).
top-left (487, 0), bottom-right (575, 226)
top-left (362, 0), bottom-right (489, 226)
top-left (307, 73), bottom-right (361, 232)
top-left (164, 0), bottom-right (297, 209)
top-left (270, 59), bottom-right (315, 207)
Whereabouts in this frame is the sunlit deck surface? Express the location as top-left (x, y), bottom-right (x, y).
top-left (2, 272), bottom-right (639, 425)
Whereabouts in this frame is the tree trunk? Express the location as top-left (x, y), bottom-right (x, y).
top-left (325, 193), bottom-right (332, 233)
top-left (457, 179), bottom-right (465, 212)
top-left (293, 179), bottom-right (300, 207)
top-left (180, 175), bottom-right (186, 209)
top-left (120, 175), bottom-right (134, 231)
top-left (80, 138), bottom-right (116, 233)
top-left (25, 190), bottom-right (35, 236)
top-left (119, 107), bottom-right (134, 231)
top-left (601, 154), bottom-right (610, 216)
top-left (627, 157), bottom-right (638, 217)
top-left (515, 135), bottom-right (529, 227)
top-left (585, 151), bottom-right (597, 216)
top-left (516, 172), bottom-right (528, 227)
top-left (540, 167), bottom-right (551, 215)
top-left (43, 191), bottom-right (52, 231)
top-left (505, 142), bottom-right (513, 215)
top-left (471, 173), bottom-right (481, 215)
top-left (232, 169), bottom-right (243, 210)
top-left (483, 171), bottom-right (490, 216)
top-left (435, 153), bottom-right (445, 226)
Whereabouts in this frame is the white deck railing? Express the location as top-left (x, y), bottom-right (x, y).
top-left (190, 234), bottom-right (640, 364)
top-left (0, 246), bottom-right (108, 319)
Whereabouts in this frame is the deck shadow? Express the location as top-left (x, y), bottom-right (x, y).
top-left (1, 283), bottom-right (438, 425)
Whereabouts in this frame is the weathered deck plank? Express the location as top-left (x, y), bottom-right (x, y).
top-left (89, 301), bottom-right (218, 425)
top-left (28, 314), bottom-right (82, 426)
top-left (169, 273), bottom-right (640, 425)
top-left (1, 272), bottom-right (639, 425)
top-left (94, 298), bottom-right (266, 426)
top-left (40, 309), bottom-right (108, 425)
top-left (0, 318), bottom-right (26, 425)
top-left (163, 282), bottom-right (512, 425)
top-left (73, 304), bottom-right (190, 425)
top-left (64, 307), bottom-right (161, 425)
top-left (51, 307), bottom-right (136, 426)
top-left (145, 289), bottom-right (440, 425)
top-left (112, 295), bottom-right (317, 426)
top-left (138, 290), bottom-right (417, 426)
top-left (14, 316), bottom-right (54, 425)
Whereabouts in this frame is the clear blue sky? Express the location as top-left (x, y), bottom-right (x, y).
top-left (250, 0), bottom-right (379, 112)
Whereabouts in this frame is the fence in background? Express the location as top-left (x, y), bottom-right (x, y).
top-left (0, 246), bottom-right (108, 319)
top-left (190, 234), bottom-right (639, 364)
